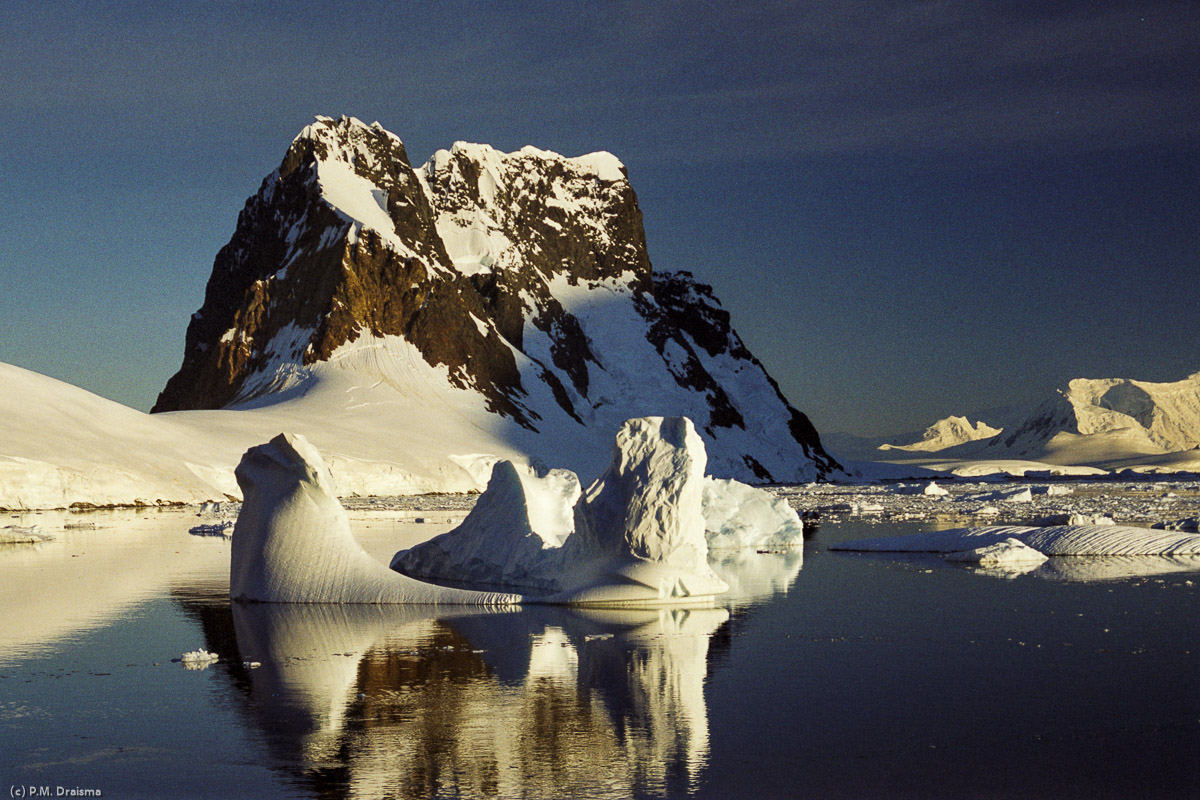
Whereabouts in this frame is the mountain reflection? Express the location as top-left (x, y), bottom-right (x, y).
top-left (224, 601), bottom-right (729, 798)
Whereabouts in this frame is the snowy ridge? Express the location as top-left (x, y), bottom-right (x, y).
top-left (878, 415), bottom-right (1001, 452)
top-left (830, 371), bottom-right (1200, 476)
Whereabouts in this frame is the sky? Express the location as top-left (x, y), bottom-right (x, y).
top-left (1, 0), bottom-right (1197, 437)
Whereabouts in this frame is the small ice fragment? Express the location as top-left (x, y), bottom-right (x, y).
top-left (945, 538), bottom-right (1049, 568)
top-left (180, 650), bottom-right (220, 670)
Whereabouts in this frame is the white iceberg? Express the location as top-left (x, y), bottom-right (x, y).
top-left (391, 460), bottom-right (581, 593)
top-left (552, 417), bottom-right (727, 604)
top-left (229, 432), bottom-right (521, 605)
top-left (394, 417), bottom-right (730, 604)
top-left (701, 477), bottom-right (804, 549)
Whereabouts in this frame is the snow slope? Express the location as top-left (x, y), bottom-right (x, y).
top-left (0, 357), bottom-right (533, 509)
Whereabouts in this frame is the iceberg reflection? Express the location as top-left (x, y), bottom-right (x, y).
top-left (226, 601), bottom-right (728, 798)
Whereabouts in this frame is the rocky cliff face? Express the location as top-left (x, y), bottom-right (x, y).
top-left (154, 116), bottom-right (839, 483)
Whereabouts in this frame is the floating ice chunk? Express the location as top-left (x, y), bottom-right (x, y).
top-left (229, 433), bottom-right (521, 605)
top-left (944, 538), bottom-right (1049, 568)
top-left (701, 477), bottom-right (804, 549)
top-left (1067, 513), bottom-right (1115, 526)
top-left (0, 525), bottom-right (53, 544)
top-left (832, 524), bottom-right (1200, 557)
top-left (959, 487), bottom-right (1033, 503)
top-left (895, 482), bottom-right (949, 496)
top-left (180, 649), bottom-right (219, 669)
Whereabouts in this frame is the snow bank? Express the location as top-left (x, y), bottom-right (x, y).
top-left (701, 477), bottom-right (804, 549)
top-left (230, 433), bottom-right (520, 605)
top-left (832, 524), bottom-right (1200, 557)
top-left (395, 417), bottom-right (730, 604)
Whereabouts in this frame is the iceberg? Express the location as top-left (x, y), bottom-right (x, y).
top-left (229, 432), bottom-right (521, 605)
top-left (701, 477), bottom-right (804, 549)
top-left (392, 460), bottom-right (581, 593)
top-left (395, 417), bottom-right (733, 604)
top-left (238, 418), bottom-right (802, 606)
top-left (550, 417), bottom-right (727, 604)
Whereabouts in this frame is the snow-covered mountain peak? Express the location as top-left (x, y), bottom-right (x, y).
top-left (878, 415), bottom-right (1001, 453)
top-left (153, 118), bottom-right (839, 483)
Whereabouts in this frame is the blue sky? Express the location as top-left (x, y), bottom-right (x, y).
top-left (1, 0), bottom-right (1197, 436)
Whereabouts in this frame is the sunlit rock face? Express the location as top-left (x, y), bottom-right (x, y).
top-left (153, 115), bottom-right (839, 484)
top-left (230, 432), bottom-right (520, 605)
top-left (394, 417), bottom-right (729, 603)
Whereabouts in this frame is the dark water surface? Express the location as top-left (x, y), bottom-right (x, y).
top-left (1, 513), bottom-right (1198, 798)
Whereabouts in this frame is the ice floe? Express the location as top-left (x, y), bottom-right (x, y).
top-left (943, 538), bottom-right (1049, 568)
top-left (179, 649), bottom-right (220, 669)
top-left (832, 524), bottom-right (1200, 557)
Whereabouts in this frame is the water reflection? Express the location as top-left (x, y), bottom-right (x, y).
top-left (0, 513), bottom-right (229, 665)
top-left (709, 547), bottom-right (803, 607)
top-left (218, 601), bottom-right (730, 798)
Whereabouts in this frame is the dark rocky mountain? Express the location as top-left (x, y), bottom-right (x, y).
top-left (154, 116), bottom-right (839, 483)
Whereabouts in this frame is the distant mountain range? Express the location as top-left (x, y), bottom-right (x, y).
top-left (827, 372), bottom-right (1200, 475)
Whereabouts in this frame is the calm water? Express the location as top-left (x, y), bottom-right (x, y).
top-left (1, 509), bottom-right (1199, 799)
